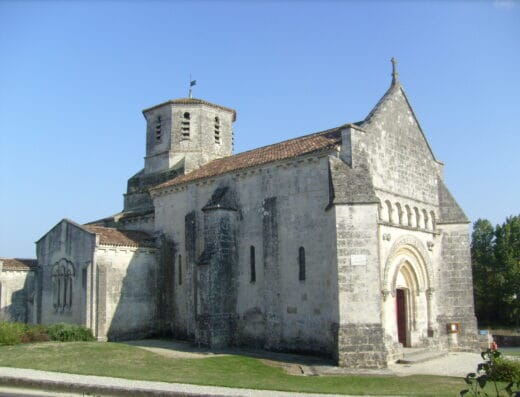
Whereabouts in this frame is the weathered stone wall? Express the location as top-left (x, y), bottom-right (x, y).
top-left (437, 223), bottom-right (479, 351)
top-left (196, 207), bottom-right (238, 348)
top-left (333, 203), bottom-right (387, 367)
top-left (95, 246), bottom-right (159, 341)
top-left (359, 85), bottom-right (443, 205)
top-left (153, 154), bottom-right (338, 356)
top-left (36, 220), bottom-right (96, 327)
top-left (0, 268), bottom-right (36, 323)
top-left (143, 103), bottom-right (234, 174)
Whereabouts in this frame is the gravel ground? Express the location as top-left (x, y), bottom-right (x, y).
top-left (389, 352), bottom-right (482, 377)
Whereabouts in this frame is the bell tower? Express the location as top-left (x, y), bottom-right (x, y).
top-left (122, 98), bottom-right (236, 213)
top-left (142, 98), bottom-right (236, 174)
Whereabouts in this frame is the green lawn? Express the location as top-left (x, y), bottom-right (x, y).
top-left (0, 342), bottom-right (496, 396)
top-left (502, 347), bottom-right (520, 357)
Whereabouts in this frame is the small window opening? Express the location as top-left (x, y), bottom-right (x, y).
top-left (214, 116), bottom-right (220, 144)
top-left (250, 246), bottom-right (256, 283)
top-left (178, 254), bottom-right (182, 285)
top-left (298, 247), bottom-right (306, 281)
top-left (155, 116), bottom-right (162, 142)
top-left (181, 112), bottom-right (190, 138)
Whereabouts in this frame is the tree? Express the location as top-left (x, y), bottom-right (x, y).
top-left (471, 215), bottom-right (520, 326)
top-left (471, 219), bottom-right (497, 325)
top-left (493, 216), bottom-right (520, 325)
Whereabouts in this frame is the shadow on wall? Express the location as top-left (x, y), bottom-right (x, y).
top-left (103, 236), bottom-right (176, 341)
top-left (0, 273), bottom-right (36, 323)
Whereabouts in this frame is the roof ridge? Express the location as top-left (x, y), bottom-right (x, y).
top-left (151, 124), bottom-right (346, 192)
top-left (209, 123), bottom-right (346, 162)
top-left (142, 97), bottom-right (237, 121)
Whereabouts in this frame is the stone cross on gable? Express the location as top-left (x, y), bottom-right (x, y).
top-left (391, 57), bottom-right (399, 85)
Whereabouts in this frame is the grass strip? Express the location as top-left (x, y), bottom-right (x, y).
top-left (0, 342), bottom-right (497, 396)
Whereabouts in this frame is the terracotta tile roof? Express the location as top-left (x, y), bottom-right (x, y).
top-left (143, 98), bottom-right (237, 121)
top-left (0, 258), bottom-right (38, 271)
top-left (83, 225), bottom-right (156, 248)
top-left (153, 125), bottom-right (345, 191)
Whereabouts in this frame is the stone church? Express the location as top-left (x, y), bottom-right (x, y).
top-left (1, 60), bottom-right (478, 368)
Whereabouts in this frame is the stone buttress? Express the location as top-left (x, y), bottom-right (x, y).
top-left (195, 186), bottom-right (239, 347)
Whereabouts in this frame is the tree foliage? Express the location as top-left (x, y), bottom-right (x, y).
top-left (471, 215), bottom-right (520, 326)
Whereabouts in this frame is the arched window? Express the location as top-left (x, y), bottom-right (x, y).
top-left (178, 254), bottom-right (182, 285)
top-left (155, 116), bottom-right (162, 142)
top-left (51, 259), bottom-right (75, 312)
top-left (181, 112), bottom-right (190, 138)
top-left (214, 116), bottom-right (220, 144)
top-left (250, 246), bottom-right (256, 283)
top-left (298, 247), bottom-right (306, 281)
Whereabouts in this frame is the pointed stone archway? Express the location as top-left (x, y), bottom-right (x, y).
top-left (382, 235), bottom-right (435, 348)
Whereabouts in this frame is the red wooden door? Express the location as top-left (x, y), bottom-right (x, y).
top-left (396, 289), bottom-right (407, 346)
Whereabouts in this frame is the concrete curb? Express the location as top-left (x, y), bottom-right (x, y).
top-left (0, 375), bottom-right (224, 397)
top-left (0, 367), bottom-right (386, 397)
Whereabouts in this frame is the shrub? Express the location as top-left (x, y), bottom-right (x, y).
top-left (461, 348), bottom-right (520, 396)
top-left (47, 323), bottom-right (95, 342)
top-left (488, 357), bottom-right (520, 383)
top-left (0, 321), bottom-right (26, 345)
top-left (20, 324), bottom-right (51, 343)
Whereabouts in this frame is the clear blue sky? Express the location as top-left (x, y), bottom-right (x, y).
top-left (1, 0), bottom-right (519, 258)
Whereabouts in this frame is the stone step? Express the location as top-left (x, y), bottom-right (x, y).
top-left (396, 348), bottom-right (447, 364)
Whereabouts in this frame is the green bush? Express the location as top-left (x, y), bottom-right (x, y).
top-left (462, 349), bottom-right (520, 396)
top-left (47, 323), bottom-right (95, 342)
top-left (488, 357), bottom-right (520, 383)
top-left (20, 324), bottom-right (50, 343)
top-left (0, 321), bottom-right (26, 345)
top-left (1, 321), bottom-right (94, 345)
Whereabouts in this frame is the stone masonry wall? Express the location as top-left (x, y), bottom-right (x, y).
top-left (334, 203), bottom-right (387, 367)
top-left (196, 208), bottom-right (238, 348)
top-left (437, 223), bottom-right (479, 351)
top-left (262, 196), bottom-right (282, 350)
top-left (153, 155), bottom-right (338, 356)
top-left (0, 269), bottom-right (36, 323)
top-left (360, 85), bottom-right (442, 205)
top-left (96, 246), bottom-right (159, 341)
top-left (36, 220), bottom-right (96, 327)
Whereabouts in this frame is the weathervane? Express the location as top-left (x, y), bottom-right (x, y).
top-left (188, 75), bottom-right (197, 98)
top-left (391, 57), bottom-right (399, 85)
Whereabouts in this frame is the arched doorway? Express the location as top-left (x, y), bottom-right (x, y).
top-left (382, 236), bottom-right (434, 348)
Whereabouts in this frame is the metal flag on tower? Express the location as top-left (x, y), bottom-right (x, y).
top-left (188, 76), bottom-right (197, 98)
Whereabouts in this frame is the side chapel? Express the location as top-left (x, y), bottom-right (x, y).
top-left (2, 60), bottom-right (479, 368)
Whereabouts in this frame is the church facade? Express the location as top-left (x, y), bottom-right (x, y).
top-left (4, 62), bottom-right (479, 368)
